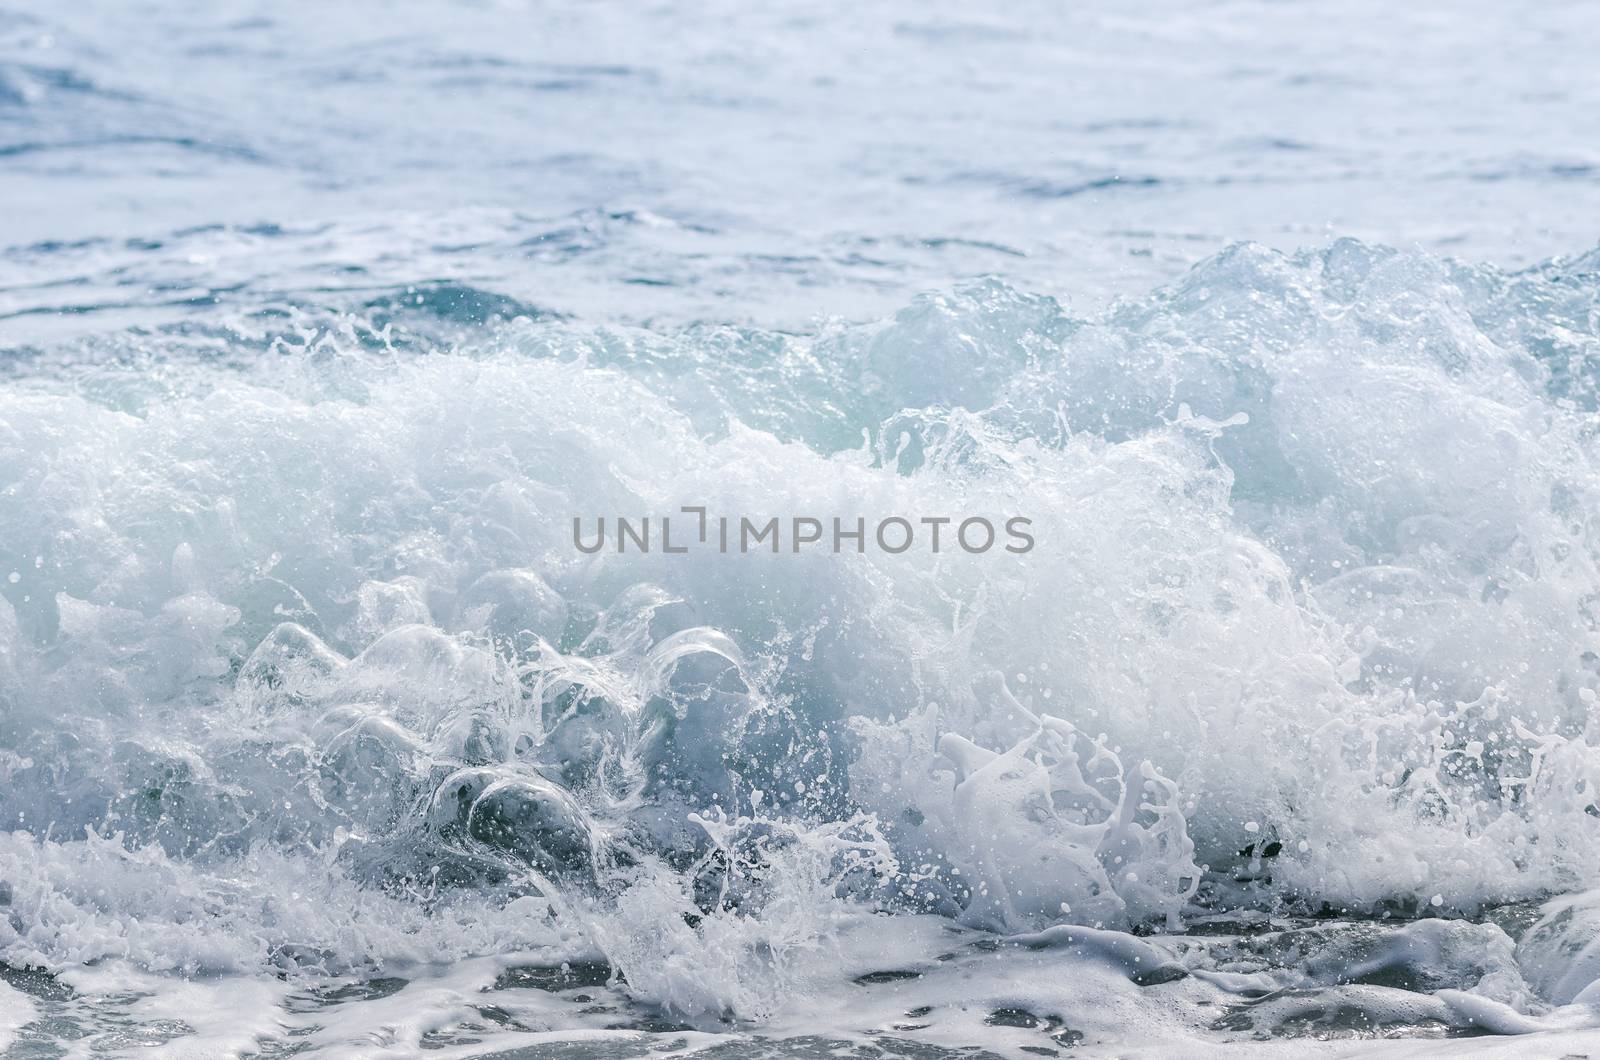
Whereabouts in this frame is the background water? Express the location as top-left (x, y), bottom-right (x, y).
top-left (4, 1), bottom-right (1600, 1057)
top-left (5, 0), bottom-right (1600, 342)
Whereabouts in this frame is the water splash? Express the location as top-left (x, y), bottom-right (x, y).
top-left (3, 241), bottom-right (1600, 1035)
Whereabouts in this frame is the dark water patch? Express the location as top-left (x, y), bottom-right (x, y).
top-left (0, 134), bottom-right (265, 163)
top-left (987, 1007), bottom-right (1043, 1029)
top-left (419, 1028), bottom-right (486, 1049)
top-left (492, 960), bottom-right (615, 992)
top-left (603, 1015), bottom-right (693, 1034)
top-left (1481, 900), bottom-right (1545, 943)
top-left (0, 62), bottom-right (144, 106)
top-left (364, 282), bottom-right (551, 326)
top-left (1131, 965), bottom-right (1190, 987)
top-left (903, 167), bottom-right (1167, 200)
top-left (985, 1008), bottom-right (1086, 1049)
top-left (0, 961), bottom-right (73, 1002)
top-left (1016, 175), bottom-right (1163, 199)
top-left (490, 1035), bottom-right (1013, 1059)
top-left (474, 1003), bottom-right (535, 1030)
top-left (915, 236), bottom-right (1026, 257)
top-left (473, 1038), bottom-right (656, 1060)
top-left (852, 969), bottom-right (924, 985)
top-left (1179, 912), bottom-right (1286, 937)
top-left (282, 975), bottom-right (409, 1013)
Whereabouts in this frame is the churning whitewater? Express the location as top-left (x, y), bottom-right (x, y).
top-left (4, 239), bottom-right (1600, 1053)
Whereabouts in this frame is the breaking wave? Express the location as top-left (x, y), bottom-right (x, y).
top-left (4, 238), bottom-right (1600, 1026)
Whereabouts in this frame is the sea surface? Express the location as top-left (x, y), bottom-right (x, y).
top-left (3, 1), bottom-right (1600, 1057)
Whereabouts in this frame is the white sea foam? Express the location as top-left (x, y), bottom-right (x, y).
top-left (2, 241), bottom-right (1600, 1050)
top-left (0, 980), bottom-right (36, 1052)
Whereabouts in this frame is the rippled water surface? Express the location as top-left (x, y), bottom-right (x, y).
top-left (4, 1), bottom-right (1600, 1057)
top-left (5, 0), bottom-right (1600, 339)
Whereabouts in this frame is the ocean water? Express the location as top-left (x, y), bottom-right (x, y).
top-left (4, 0), bottom-right (1600, 1056)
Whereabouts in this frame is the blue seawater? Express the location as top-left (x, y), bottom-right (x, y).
top-left (3, 1), bottom-right (1600, 1055)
